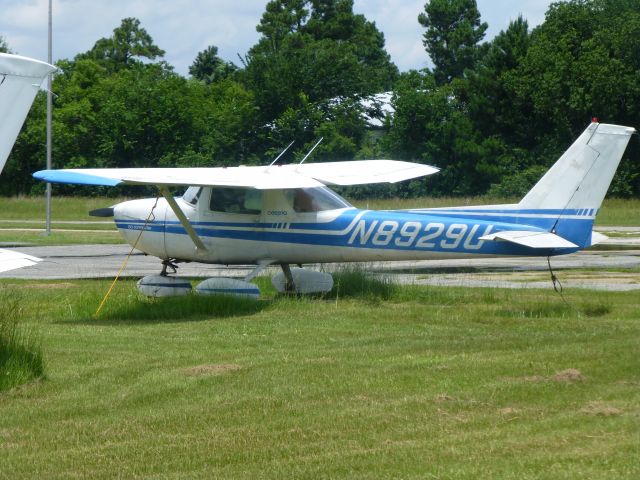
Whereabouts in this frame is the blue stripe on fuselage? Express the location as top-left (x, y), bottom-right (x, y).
top-left (115, 207), bottom-right (589, 256)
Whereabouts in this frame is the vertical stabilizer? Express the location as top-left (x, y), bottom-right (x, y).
top-left (518, 122), bottom-right (635, 212)
top-left (517, 122), bottom-right (635, 248)
top-left (0, 53), bottom-right (56, 173)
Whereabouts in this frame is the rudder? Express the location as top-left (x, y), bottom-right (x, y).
top-left (518, 122), bottom-right (635, 213)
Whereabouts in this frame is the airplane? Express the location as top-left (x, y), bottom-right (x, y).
top-left (0, 52), bottom-right (57, 273)
top-left (33, 121), bottom-right (635, 296)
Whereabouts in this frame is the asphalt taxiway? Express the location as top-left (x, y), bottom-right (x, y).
top-left (1, 228), bottom-right (639, 291)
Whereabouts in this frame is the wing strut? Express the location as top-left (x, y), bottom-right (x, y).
top-left (158, 186), bottom-right (206, 251)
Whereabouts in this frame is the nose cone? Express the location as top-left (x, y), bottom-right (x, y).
top-left (113, 198), bottom-right (167, 258)
top-left (113, 197), bottom-right (170, 222)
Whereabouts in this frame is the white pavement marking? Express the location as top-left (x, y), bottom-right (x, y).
top-left (0, 243), bottom-right (638, 291)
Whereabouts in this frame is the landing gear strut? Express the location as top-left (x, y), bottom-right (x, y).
top-left (281, 263), bottom-right (296, 293)
top-left (160, 259), bottom-right (179, 276)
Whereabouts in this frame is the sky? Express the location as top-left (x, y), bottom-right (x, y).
top-left (1, 0), bottom-right (554, 76)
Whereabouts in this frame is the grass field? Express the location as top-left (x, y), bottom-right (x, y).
top-left (0, 196), bottom-right (124, 245)
top-left (0, 278), bottom-right (638, 479)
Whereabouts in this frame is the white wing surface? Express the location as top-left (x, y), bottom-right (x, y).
top-left (33, 160), bottom-right (439, 189)
top-left (0, 53), bottom-right (57, 173)
top-left (0, 249), bottom-right (41, 273)
top-left (0, 54), bottom-right (54, 273)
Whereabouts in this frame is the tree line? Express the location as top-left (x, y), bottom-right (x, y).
top-left (1, 0), bottom-right (638, 198)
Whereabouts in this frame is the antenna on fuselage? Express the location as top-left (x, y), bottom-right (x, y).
top-left (298, 137), bottom-right (323, 165)
top-left (268, 140), bottom-right (295, 167)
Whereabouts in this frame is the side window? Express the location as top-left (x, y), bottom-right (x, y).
top-left (293, 189), bottom-right (316, 213)
top-left (287, 187), bottom-right (353, 213)
top-left (210, 188), bottom-right (262, 215)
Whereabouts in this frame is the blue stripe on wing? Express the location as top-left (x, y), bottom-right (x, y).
top-left (33, 170), bottom-right (122, 187)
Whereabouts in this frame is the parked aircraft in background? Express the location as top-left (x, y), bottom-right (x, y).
top-left (0, 53), bottom-right (56, 273)
top-left (34, 122), bottom-right (635, 296)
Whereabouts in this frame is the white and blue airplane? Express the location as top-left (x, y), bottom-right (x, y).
top-left (34, 121), bottom-right (635, 296)
top-left (0, 53), bottom-right (56, 273)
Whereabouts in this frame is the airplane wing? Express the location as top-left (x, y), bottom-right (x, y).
top-left (480, 230), bottom-right (578, 249)
top-left (33, 160), bottom-right (439, 189)
top-left (1, 53), bottom-right (57, 173)
top-left (0, 249), bottom-right (41, 274)
top-left (0, 54), bottom-right (54, 274)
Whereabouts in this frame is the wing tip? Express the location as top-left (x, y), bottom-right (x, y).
top-left (33, 170), bottom-right (122, 187)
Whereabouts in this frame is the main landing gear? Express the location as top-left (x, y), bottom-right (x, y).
top-left (136, 260), bottom-right (334, 298)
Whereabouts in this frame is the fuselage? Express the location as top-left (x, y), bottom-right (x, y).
top-left (112, 186), bottom-right (590, 265)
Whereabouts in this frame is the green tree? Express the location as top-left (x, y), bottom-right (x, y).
top-left (0, 36), bottom-right (11, 53)
top-left (269, 94), bottom-right (367, 164)
top-left (242, 0), bottom-right (397, 122)
top-left (504, 0), bottom-right (640, 150)
top-left (255, 0), bottom-right (308, 49)
top-left (189, 45), bottom-right (237, 84)
top-left (418, 0), bottom-right (488, 85)
top-left (78, 17), bottom-right (165, 72)
top-left (503, 0), bottom-right (640, 195)
top-left (461, 16), bottom-right (532, 144)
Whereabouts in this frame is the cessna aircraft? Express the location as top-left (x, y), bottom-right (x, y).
top-left (34, 121), bottom-right (635, 296)
top-left (0, 53), bottom-right (57, 273)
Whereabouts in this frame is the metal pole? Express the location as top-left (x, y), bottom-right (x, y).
top-left (45, 0), bottom-right (52, 235)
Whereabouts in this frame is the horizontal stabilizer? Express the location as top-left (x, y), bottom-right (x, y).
top-left (480, 230), bottom-right (578, 249)
top-left (590, 231), bottom-right (608, 246)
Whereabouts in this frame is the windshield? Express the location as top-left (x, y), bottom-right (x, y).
top-left (286, 187), bottom-right (352, 213)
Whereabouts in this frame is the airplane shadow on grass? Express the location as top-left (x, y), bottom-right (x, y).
top-left (61, 293), bottom-right (270, 326)
top-left (60, 270), bottom-right (401, 326)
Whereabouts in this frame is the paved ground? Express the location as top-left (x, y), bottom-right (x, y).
top-left (1, 231), bottom-right (639, 291)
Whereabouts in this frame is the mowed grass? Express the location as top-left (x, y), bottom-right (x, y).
top-left (0, 294), bottom-right (44, 391)
top-left (0, 278), bottom-right (638, 479)
top-left (0, 196), bottom-right (123, 245)
top-left (0, 229), bottom-right (122, 246)
top-left (0, 196), bottom-right (128, 222)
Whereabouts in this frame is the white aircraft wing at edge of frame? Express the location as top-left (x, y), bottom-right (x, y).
top-left (33, 160), bottom-right (440, 189)
top-left (0, 53), bottom-right (57, 274)
top-left (0, 250), bottom-right (42, 274)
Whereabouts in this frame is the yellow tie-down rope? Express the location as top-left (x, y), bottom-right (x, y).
top-left (94, 197), bottom-right (160, 318)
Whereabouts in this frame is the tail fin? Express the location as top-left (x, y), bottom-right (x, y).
top-left (0, 53), bottom-right (56, 173)
top-left (519, 122), bottom-right (635, 212)
top-left (518, 122), bottom-right (635, 248)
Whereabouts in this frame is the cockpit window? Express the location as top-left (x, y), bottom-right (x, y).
top-left (182, 186), bottom-right (202, 206)
top-left (287, 187), bottom-right (352, 213)
top-left (210, 187), bottom-right (262, 215)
